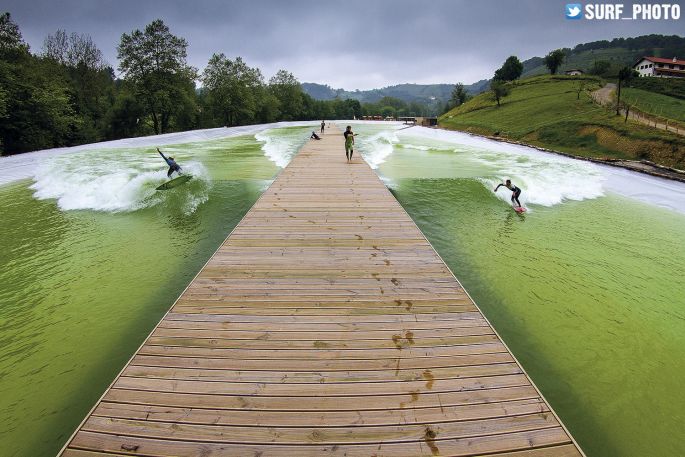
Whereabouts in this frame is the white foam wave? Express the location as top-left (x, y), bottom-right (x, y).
top-left (473, 152), bottom-right (605, 207)
top-left (255, 130), bottom-right (292, 168)
top-left (255, 126), bottom-right (314, 168)
top-left (396, 127), bottom-right (606, 208)
top-left (31, 157), bottom-right (211, 213)
top-left (358, 130), bottom-right (400, 169)
top-left (0, 121), bottom-right (318, 187)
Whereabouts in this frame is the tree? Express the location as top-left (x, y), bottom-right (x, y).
top-left (42, 29), bottom-right (113, 143)
top-left (0, 13), bottom-right (79, 154)
top-left (490, 80), bottom-right (510, 107)
top-left (117, 19), bottom-right (197, 134)
top-left (576, 80), bottom-right (587, 100)
top-left (0, 12), bottom-right (29, 57)
top-left (408, 101), bottom-right (425, 116)
top-left (380, 106), bottom-right (395, 118)
top-left (43, 30), bottom-right (106, 70)
top-left (616, 66), bottom-right (636, 116)
top-left (254, 89), bottom-right (280, 123)
top-left (589, 60), bottom-right (611, 76)
top-left (494, 56), bottom-right (523, 81)
top-left (450, 83), bottom-right (468, 107)
top-left (268, 69), bottom-right (302, 121)
top-left (202, 53), bottom-right (264, 126)
top-left (543, 49), bottom-right (565, 75)
top-left (104, 88), bottom-right (146, 139)
top-left (345, 98), bottom-right (362, 119)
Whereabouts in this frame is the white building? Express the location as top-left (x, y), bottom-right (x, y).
top-left (633, 56), bottom-right (685, 78)
top-left (564, 69), bottom-right (584, 76)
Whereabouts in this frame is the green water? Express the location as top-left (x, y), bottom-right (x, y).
top-left (0, 127), bottom-right (309, 456)
top-left (355, 124), bottom-right (685, 457)
top-left (1, 123), bottom-right (684, 456)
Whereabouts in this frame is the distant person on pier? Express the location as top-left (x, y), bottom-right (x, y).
top-left (494, 179), bottom-right (522, 208)
top-left (310, 131), bottom-right (321, 140)
top-left (344, 125), bottom-right (355, 162)
top-left (157, 148), bottom-right (182, 177)
top-left (321, 120), bottom-right (325, 134)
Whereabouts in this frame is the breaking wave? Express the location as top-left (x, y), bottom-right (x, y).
top-left (31, 153), bottom-right (211, 214)
top-left (255, 128), bottom-right (309, 168)
top-left (357, 130), bottom-right (400, 169)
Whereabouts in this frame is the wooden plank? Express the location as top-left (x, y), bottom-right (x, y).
top-left (80, 413), bottom-right (560, 445)
top-left (102, 385), bottom-right (543, 411)
top-left (59, 125), bottom-right (584, 457)
top-left (121, 362), bottom-right (523, 383)
top-left (66, 428), bottom-right (576, 456)
top-left (92, 397), bottom-right (550, 426)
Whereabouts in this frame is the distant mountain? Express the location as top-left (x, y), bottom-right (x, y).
top-left (301, 81), bottom-right (490, 105)
top-left (300, 83), bottom-right (341, 100)
top-left (303, 34), bottom-right (685, 107)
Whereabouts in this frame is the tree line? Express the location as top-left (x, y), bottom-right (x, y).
top-left (572, 34), bottom-right (685, 55)
top-left (0, 14), bottom-right (432, 155)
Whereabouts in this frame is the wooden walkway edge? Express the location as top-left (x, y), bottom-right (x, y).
top-left (59, 125), bottom-right (585, 457)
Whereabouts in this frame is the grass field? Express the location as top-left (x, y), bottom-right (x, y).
top-left (439, 75), bottom-right (685, 168)
top-left (622, 87), bottom-right (685, 124)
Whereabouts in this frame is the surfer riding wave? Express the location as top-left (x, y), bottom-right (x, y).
top-left (494, 179), bottom-right (522, 208)
top-left (157, 148), bottom-right (182, 177)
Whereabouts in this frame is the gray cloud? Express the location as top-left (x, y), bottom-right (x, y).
top-left (5, 0), bottom-right (684, 89)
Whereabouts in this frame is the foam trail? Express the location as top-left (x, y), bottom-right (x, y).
top-left (31, 153), bottom-right (211, 213)
top-left (393, 127), bottom-right (606, 208)
top-left (357, 130), bottom-right (400, 169)
top-left (255, 130), bottom-right (298, 168)
top-left (254, 125), bottom-right (317, 168)
top-left (472, 150), bottom-right (605, 207)
top-left (0, 121), bottom-right (317, 186)
top-left (397, 126), bottom-right (685, 214)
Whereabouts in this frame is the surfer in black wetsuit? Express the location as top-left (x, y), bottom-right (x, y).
top-left (157, 148), bottom-right (182, 177)
top-left (494, 179), bottom-right (522, 207)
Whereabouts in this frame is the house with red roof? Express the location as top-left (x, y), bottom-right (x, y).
top-left (633, 56), bottom-right (685, 78)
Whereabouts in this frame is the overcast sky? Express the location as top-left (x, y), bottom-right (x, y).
top-left (5, 0), bottom-right (684, 89)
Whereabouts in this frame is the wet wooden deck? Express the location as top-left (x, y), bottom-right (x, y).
top-left (59, 126), bottom-right (584, 457)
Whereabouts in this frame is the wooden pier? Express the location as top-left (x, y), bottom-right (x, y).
top-left (60, 126), bottom-right (584, 456)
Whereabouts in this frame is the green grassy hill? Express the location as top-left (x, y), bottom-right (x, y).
top-left (439, 75), bottom-right (685, 168)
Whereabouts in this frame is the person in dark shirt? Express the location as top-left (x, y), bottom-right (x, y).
top-left (320, 120), bottom-right (325, 134)
top-left (157, 148), bottom-right (182, 178)
top-left (310, 131), bottom-right (321, 140)
top-left (494, 179), bottom-right (522, 207)
top-left (343, 125), bottom-right (355, 162)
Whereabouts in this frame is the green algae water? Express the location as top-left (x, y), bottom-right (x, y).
top-left (353, 123), bottom-right (685, 457)
top-left (1, 123), bottom-right (684, 456)
top-left (0, 126), bottom-right (310, 456)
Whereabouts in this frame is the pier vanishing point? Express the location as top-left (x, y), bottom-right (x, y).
top-left (59, 126), bottom-right (585, 457)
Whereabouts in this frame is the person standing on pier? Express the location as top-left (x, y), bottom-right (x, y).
top-left (344, 125), bottom-right (355, 162)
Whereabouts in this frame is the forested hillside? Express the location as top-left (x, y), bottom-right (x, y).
top-left (521, 34), bottom-right (685, 77)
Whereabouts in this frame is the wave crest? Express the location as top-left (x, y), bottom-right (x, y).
top-left (31, 157), bottom-right (211, 214)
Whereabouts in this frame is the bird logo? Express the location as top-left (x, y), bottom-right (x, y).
top-left (566, 3), bottom-right (583, 19)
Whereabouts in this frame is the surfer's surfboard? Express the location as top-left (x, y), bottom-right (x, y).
top-left (156, 175), bottom-right (192, 190)
top-left (514, 206), bottom-right (527, 213)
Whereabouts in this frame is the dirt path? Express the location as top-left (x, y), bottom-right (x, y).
top-left (591, 83), bottom-right (685, 137)
top-left (592, 82), bottom-right (616, 105)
